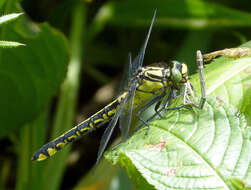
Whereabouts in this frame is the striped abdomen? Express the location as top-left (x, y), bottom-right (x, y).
top-left (32, 93), bottom-right (127, 161)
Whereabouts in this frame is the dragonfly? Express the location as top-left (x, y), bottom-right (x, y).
top-left (32, 10), bottom-right (206, 168)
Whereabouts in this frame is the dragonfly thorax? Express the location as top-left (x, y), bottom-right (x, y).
top-left (136, 66), bottom-right (169, 94)
top-left (137, 61), bottom-right (188, 94)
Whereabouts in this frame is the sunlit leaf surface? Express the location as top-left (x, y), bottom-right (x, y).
top-left (107, 97), bottom-right (251, 189)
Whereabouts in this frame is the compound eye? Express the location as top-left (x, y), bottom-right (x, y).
top-left (171, 61), bottom-right (182, 82)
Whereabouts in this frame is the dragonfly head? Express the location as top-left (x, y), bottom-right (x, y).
top-left (170, 61), bottom-right (188, 84)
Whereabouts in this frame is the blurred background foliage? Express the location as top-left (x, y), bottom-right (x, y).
top-left (0, 0), bottom-right (251, 189)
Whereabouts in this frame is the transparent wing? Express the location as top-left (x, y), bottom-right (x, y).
top-left (119, 79), bottom-right (138, 141)
top-left (117, 53), bottom-right (133, 95)
top-left (94, 93), bottom-right (129, 170)
top-left (94, 10), bottom-right (157, 170)
top-left (127, 52), bottom-right (133, 85)
top-left (119, 10), bottom-right (156, 141)
top-left (117, 10), bottom-right (156, 96)
top-left (131, 9), bottom-right (156, 76)
top-left (118, 10), bottom-right (156, 139)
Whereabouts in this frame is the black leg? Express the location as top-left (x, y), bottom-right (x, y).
top-left (149, 104), bottom-right (185, 124)
top-left (197, 50), bottom-right (206, 109)
top-left (136, 92), bottom-right (167, 133)
top-left (154, 100), bottom-right (163, 118)
top-left (164, 88), bottom-right (176, 109)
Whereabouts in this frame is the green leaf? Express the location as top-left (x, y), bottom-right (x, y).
top-left (0, 40), bottom-right (25, 47)
top-left (0, 17), bottom-right (69, 138)
top-left (104, 0), bottom-right (251, 29)
top-left (230, 177), bottom-right (251, 190)
top-left (0, 13), bottom-right (23, 25)
top-left (106, 96), bottom-right (251, 189)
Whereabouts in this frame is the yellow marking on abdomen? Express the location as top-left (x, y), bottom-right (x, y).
top-left (94, 118), bottom-right (104, 124)
top-left (37, 154), bottom-right (48, 161)
top-left (103, 113), bottom-right (108, 119)
top-left (80, 127), bottom-right (89, 133)
top-left (108, 108), bottom-right (117, 116)
top-left (68, 135), bottom-right (77, 141)
top-left (47, 148), bottom-right (57, 156)
top-left (76, 131), bottom-right (81, 136)
top-left (56, 142), bottom-right (67, 149)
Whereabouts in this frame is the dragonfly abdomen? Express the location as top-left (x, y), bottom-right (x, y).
top-left (32, 93), bottom-right (126, 161)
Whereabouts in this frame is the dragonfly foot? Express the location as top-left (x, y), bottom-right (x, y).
top-left (145, 124), bottom-right (151, 136)
top-left (155, 110), bottom-right (163, 118)
top-left (112, 142), bottom-right (122, 150)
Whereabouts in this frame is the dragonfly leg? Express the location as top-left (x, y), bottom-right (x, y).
top-left (154, 87), bottom-right (176, 118)
top-left (136, 92), bottom-right (167, 134)
top-left (111, 141), bottom-right (123, 150)
top-left (158, 104), bottom-right (185, 120)
top-left (154, 79), bottom-right (175, 118)
top-left (197, 50), bottom-right (206, 109)
top-left (183, 51), bottom-right (206, 109)
top-left (142, 104), bottom-right (185, 131)
top-left (166, 104), bottom-right (185, 111)
top-left (164, 88), bottom-right (177, 109)
top-left (154, 100), bottom-right (163, 118)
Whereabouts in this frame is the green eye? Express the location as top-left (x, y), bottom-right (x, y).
top-left (171, 61), bottom-right (182, 82)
